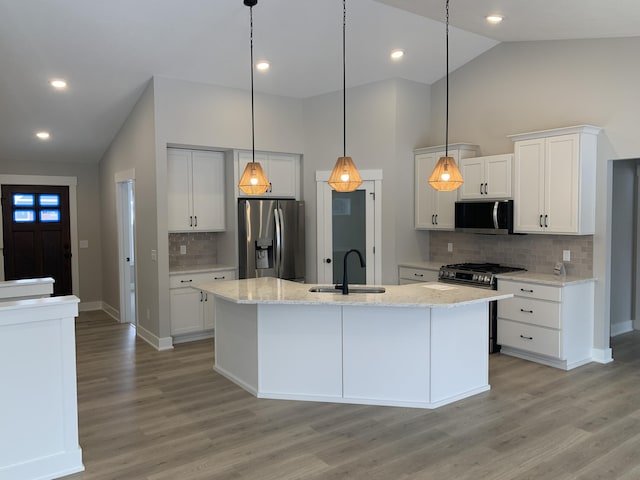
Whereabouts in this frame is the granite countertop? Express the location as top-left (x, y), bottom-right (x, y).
top-left (169, 264), bottom-right (236, 275)
top-left (196, 277), bottom-right (512, 309)
top-left (397, 261), bottom-right (444, 271)
top-left (496, 270), bottom-right (595, 286)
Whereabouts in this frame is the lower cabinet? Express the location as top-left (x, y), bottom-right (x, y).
top-left (497, 278), bottom-right (594, 370)
top-left (170, 269), bottom-right (236, 342)
top-left (398, 265), bottom-right (440, 284)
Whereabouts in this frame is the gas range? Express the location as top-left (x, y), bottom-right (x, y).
top-left (438, 262), bottom-right (526, 289)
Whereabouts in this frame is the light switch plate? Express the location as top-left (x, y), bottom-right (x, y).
top-left (563, 250), bottom-right (571, 262)
top-left (79, 240), bottom-right (89, 249)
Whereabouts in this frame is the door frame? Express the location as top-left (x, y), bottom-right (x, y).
top-left (0, 175), bottom-right (79, 297)
top-left (316, 169), bottom-right (382, 285)
top-left (115, 169), bottom-right (137, 325)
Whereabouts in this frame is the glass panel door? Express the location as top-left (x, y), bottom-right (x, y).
top-left (332, 190), bottom-right (366, 284)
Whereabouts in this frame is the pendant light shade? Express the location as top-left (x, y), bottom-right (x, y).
top-left (238, 0), bottom-right (270, 196)
top-left (428, 156), bottom-right (463, 191)
top-left (328, 156), bottom-right (363, 192)
top-left (429, 0), bottom-right (463, 192)
top-left (238, 161), bottom-right (270, 194)
top-left (329, 0), bottom-right (362, 192)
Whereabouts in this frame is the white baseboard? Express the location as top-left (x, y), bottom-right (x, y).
top-left (591, 347), bottom-right (614, 364)
top-left (101, 301), bottom-right (120, 322)
top-left (610, 320), bottom-right (634, 337)
top-left (136, 324), bottom-right (174, 351)
top-left (78, 300), bottom-right (103, 312)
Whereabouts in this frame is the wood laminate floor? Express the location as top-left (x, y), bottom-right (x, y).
top-left (66, 310), bottom-right (640, 480)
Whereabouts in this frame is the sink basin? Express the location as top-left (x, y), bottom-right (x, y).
top-left (308, 285), bottom-right (386, 294)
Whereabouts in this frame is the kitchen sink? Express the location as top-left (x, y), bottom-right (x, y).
top-left (308, 285), bottom-right (386, 294)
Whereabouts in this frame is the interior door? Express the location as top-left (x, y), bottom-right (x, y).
top-left (318, 180), bottom-right (376, 285)
top-left (2, 184), bottom-right (72, 295)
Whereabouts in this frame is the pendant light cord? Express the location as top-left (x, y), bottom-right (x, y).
top-left (250, 4), bottom-right (256, 164)
top-left (342, 0), bottom-right (346, 158)
top-left (445, 0), bottom-right (449, 158)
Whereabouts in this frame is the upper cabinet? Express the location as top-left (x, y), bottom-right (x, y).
top-left (414, 144), bottom-right (479, 230)
top-left (236, 151), bottom-right (301, 199)
top-left (458, 154), bottom-right (513, 200)
top-left (509, 125), bottom-right (601, 235)
top-left (167, 148), bottom-right (226, 232)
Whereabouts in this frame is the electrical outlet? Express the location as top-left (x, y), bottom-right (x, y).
top-left (447, 243), bottom-right (453, 253)
top-left (151, 249), bottom-right (157, 261)
top-left (180, 245), bottom-right (187, 255)
top-left (563, 250), bottom-right (571, 262)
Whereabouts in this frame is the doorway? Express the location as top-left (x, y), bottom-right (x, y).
top-left (116, 175), bottom-right (137, 325)
top-left (1, 184), bottom-right (72, 295)
top-left (316, 170), bottom-right (382, 285)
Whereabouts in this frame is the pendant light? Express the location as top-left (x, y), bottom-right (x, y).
top-left (428, 0), bottom-right (463, 191)
top-left (238, 0), bottom-right (270, 195)
top-left (328, 0), bottom-right (362, 192)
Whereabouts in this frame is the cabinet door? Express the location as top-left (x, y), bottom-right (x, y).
top-left (458, 157), bottom-right (484, 200)
top-left (191, 151), bottom-right (226, 231)
top-left (514, 139), bottom-right (545, 233)
top-left (545, 134), bottom-right (580, 233)
top-left (170, 288), bottom-right (204, 335)
top-left (267, 154), bottom-right (298, 198)
top-left (203, 270), bottom-right (236, 330)
top-left (167, 149), bottom-right (193, 232)
top-left (484, 154), bottom-right (512, 199)
top-left (414, 153), bottom-right (437, 229)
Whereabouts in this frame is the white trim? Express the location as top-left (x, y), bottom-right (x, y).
top-left (136, 324), bottom-right (174, 351)
top-left (172, 330), bottom-right (214, 344)
top-left (101, 301), bottom-right (120, 322)
top-left (591, 347), bottom-right (614, 364)
top-left (78, 301), bottom-right (103, 312)
top-left (0, 175), bottom-right (80, 298)
top-left (114, 168), bottom-right (136, 183)
top-left (507, 125), bottom-right (602, 142)
top-left (610, 320), bottom-right (634, 337)
top-left (115, 171), bottom-right (137, 327)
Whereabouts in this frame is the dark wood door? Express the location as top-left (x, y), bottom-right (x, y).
top-left (2, 185), bottom-right (72, 295)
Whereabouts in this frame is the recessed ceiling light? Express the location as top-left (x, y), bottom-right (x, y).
top-left (390, 49), bottom-right (404, 60)
top-left (486, 15), bottom-right (503, 24)
top-left (36, 131), bottom-right (51, 140)
top-left (256, 61), bottom-right (270, 71)
top-left (50, 79), bottom-right (67, 89)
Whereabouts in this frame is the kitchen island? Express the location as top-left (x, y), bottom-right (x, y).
top-left (197, 278), bottom-right (512, 409)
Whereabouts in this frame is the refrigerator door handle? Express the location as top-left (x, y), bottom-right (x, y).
top-left (278, 207), bottom-right (286, 276)
top-left (274, 207), bottom-right (282, 278)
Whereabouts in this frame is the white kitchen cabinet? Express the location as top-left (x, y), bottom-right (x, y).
top-left (167, 148), bottom-right (226, 232)
top-left (236, 150), bottom-right (300, 199)
top-left (458, 154), bottom-right (512, 200)
top-left (170, 268), bottom-right (236, 343)
top-left (414, 144), bottom-right (479, 230)
top-left (497, 277), bottom-right (594, 370)
top-left (398, 265), bottom-right (440, 284)
top-left (509, 125), bottom-right (601, 234)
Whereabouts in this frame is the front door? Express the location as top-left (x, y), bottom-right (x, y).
top-left (2, 184), bottom-right (72, 295)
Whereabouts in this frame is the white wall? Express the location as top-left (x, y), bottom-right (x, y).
top-left (428, 37), bottom-right (640, 354)
top-left (303, 78), bottom-right (431, 284)
top-left (99, 81), bottom-right (158, 335)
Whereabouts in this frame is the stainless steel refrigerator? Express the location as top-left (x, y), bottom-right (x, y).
top-left (238, 199), bottom-right (305, 281)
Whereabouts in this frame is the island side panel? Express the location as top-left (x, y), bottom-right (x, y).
top-left (430, 302), bottom-right (490, 407)
top-left (342, 306), bottom-right (430, 407)
top-left (257, 304), bottom-right (343, 400)
top-left (214, 298), bottom-right (259, 395)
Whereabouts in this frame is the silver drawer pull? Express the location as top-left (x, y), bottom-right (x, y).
top-left (520, 308), bottom-right (534, 314)
top-left (520, 334), bottom-right (533, 340)
top-left (414, 273), bottom-right (424, 277)
top-left (214, 276), bottom-right (226, 280)
top-left (520, 288), bottom-right (534, 293)
top-left (180, 279), bottom-right (193, 283)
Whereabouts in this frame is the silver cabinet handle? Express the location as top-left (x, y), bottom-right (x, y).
top-left (204, 293), bottom-right (208, 302)
top-left (520, 288), bottom-right (534, 293)
top-left (480, 184), bottom-right (483, 195)
top-left (520, 308), bottom-right (534, 313)
top-left (484, 183), bottom-right (488, 194)
top-left (200, 291), bottom-right (203, 302)
top-left (214, 276), bottom-right (226, 280)
top-left (544, 214), bottom-right (548, 228)
top-left (190, 216), bottom-right (193, 227)
top-left (520, 334), bottom-right (533, 340)
top-left (194, 215), bottom-right (198, 227)
top-left (180, 279), bottom-right (193, 283)
top-left (431, 214), bottom-right (435, 225)
top-left (414, 273), bottom-right (424, 277)
top-left (434, 214), bottom-right (438, 225)
top-left (539, 215), bottom-right (543, 228)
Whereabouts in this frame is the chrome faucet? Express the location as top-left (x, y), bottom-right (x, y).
top-left (340, 249), bottom-right (365, 295)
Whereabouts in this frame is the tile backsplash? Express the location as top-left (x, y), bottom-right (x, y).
top-left (169, 232), bottom-right (219, 269)
top-left (430, 231), bottom-right (593, 277)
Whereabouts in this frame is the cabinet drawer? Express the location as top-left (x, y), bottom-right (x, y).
top-left (399, 267), bottom-right (439, 283)
top-left (498, 297), bottom-right (561, 329)
top-left (498, 319), bottom-right (561, 358)
top-left (498, 280), bottom-right (561, 302)
top-left (170, 269), bottom-right (236, 289)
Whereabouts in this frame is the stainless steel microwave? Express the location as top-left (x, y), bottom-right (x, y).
top-left (455, 200), bottom-right (514, 234)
